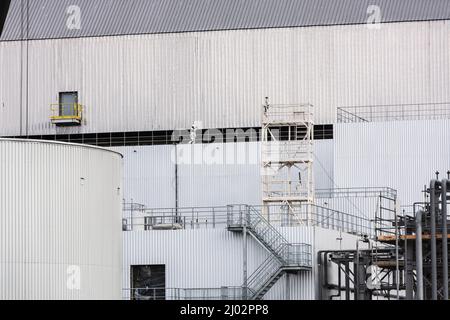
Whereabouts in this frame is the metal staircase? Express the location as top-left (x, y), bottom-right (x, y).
top-left (227, 205), bottom-right (312, 300)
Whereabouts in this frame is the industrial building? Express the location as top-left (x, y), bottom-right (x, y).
top-left (0, 0), bottom-right (450, 300)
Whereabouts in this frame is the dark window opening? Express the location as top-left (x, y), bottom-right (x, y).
top-left (59, 92), bottom-right (79, 117)
top-left (131, 265), bottom-right (166, 300)
top-left (9, 125), bottom-right (333, 147)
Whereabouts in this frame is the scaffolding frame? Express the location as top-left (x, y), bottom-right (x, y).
top-left (261, 100), bottom-right (314, 223)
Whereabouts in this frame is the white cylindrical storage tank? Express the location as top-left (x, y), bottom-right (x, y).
top-left (0, 139), bottom-right (123, 300)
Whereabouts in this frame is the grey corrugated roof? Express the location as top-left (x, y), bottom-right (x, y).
top-left (2, 0), bottom-right (450, 41)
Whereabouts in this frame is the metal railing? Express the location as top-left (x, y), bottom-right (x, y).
top-left (315, 187), bottom-right (397, 199)
top-left (123, 206), bottom-right (229, 231)
top-left (246, 256), bottom-right (283, 296)
top-left (281, 243), bottom-right (313, 266)
top-left (50, 103), bottom-right (83, 120)
top-left (122, 187), bottom-right (392, 235)
top-left (262, 104), bottom-right (314, 124)
top-left (243, 243), bottom-right (312, 297)
top-left (122, 205), bottom-right (315, 301)
top-left (121, 188), bottom-right (392, 300)
top-left (123, 203), bottom-right (374, 237)
top-left (123, 287), bottom-right (248, 300)
top-left (123, 202), bottom-right (146, 212)
top-left (337, 102), bottom-right (450, 123)
top-left (227, 205), bottom-right (312, 299)
top-left (228, 206), bottom-right (312, 266)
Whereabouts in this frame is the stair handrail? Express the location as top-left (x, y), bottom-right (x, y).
top-left (228, 204), bottom-right (312, 299)
top-left (233, 205), bottom-right (312, 265)
top-left (246, 255), bottom-right (283, 292)
top-left (279, 243), bottom-right (312, 266)
top-left (247, 205), bottom-right (289, 245)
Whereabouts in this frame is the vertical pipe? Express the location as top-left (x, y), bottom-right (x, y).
top-left (25, 0), bottom-right (29, 136)
top-left (345, 262), bottom-right (350, 300)
top-left (394, 206), bottom-right (400, 300)
top-left (405, 247), bottom-right (414, 300)
top-left (321, 252), bottom-right (327, 300)
top-left (243, 223), bottom-right (248, 299)
top-left (355, 241), bottom-right (359, 301)
top-left (285, 273), bottom-right (290, 300)
top-left (430, 180), bottom-right (439, 300)
top-left (336, 262), bottom-right (342, 299)
top-left (416, 210), bottom-right (424, 300)
top-left (320, 251), bottom-right (330, 300)
top-left (174, 145), bottom-right (179, 217)
top-left (19, 0), bottom-right (23, 135)
top-left (404, 208), bottom-right (413, 300)
top-left (442, 180), bottom-right (449, 300)
top-left (354, 261), bottom-right (360, 300)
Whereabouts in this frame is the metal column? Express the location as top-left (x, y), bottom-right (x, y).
top-left (285, 273), bottom-right (291, 300)
top-left (405, 245), bottom-right (415, 300)
top-left (430, 180), bottom-right (439, 300)
top-left (243, 221), bottom-right (248, 300)
top-left (415, 210), bottom-right (424, 300)
top-left (345, 262), bottom-right (350, 300)
top-left (442, 179), bottom-right (449, 300)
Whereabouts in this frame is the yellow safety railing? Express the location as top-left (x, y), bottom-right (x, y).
top-left (50, 103), bottom-right (83, 121)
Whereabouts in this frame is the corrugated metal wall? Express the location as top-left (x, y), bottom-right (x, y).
top-left (111, 140), bottom-right (333, 207)
top-left (177, 142), bottom-right (262, 207)
top-left (0, 139), bottom-right (123, 300)
top-left (113, 145), bottom-right (175, 208)
top-left (123, 226), bottom-right (359, 300)
top-left (334, 119), bottom-right (450, 207)
top-left (1, 20), bottom-right (449, 135)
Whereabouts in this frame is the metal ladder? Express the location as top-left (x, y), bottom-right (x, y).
top-left (227, 205), bottom-right (312, 300)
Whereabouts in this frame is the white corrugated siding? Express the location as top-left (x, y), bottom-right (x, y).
top-left (111, 140), bottom-right (333, 207)
top-left (1, 20), bottom-right (450, 135)
top-left (334, 119), bottom-right (450, 207)
top-left (123, 226), bottom-right (359, 300)
top-left (112, 145), bottom-right (176, 208)
top-left (177, 142), bottom-right (262, 207)
top-left (314, 139), bottom-right (334, 191)
top-left (0, 139), bottom-right (123, 300)
top-left (266, 227), bottom-right (361, 300)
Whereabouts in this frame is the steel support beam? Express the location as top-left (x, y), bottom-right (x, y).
top-left (442, 180), bottom-right (449, 300)
top-left (345, 262), bottom-right (350, 300)
top-left (430, 180), bottom-right (439, 300)
top-left (243, 223), bottom-right (248, 300)
top-left (405, 244), bottom-right (415, 300)
top-left (414, 210), bottom-right (423, 300)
